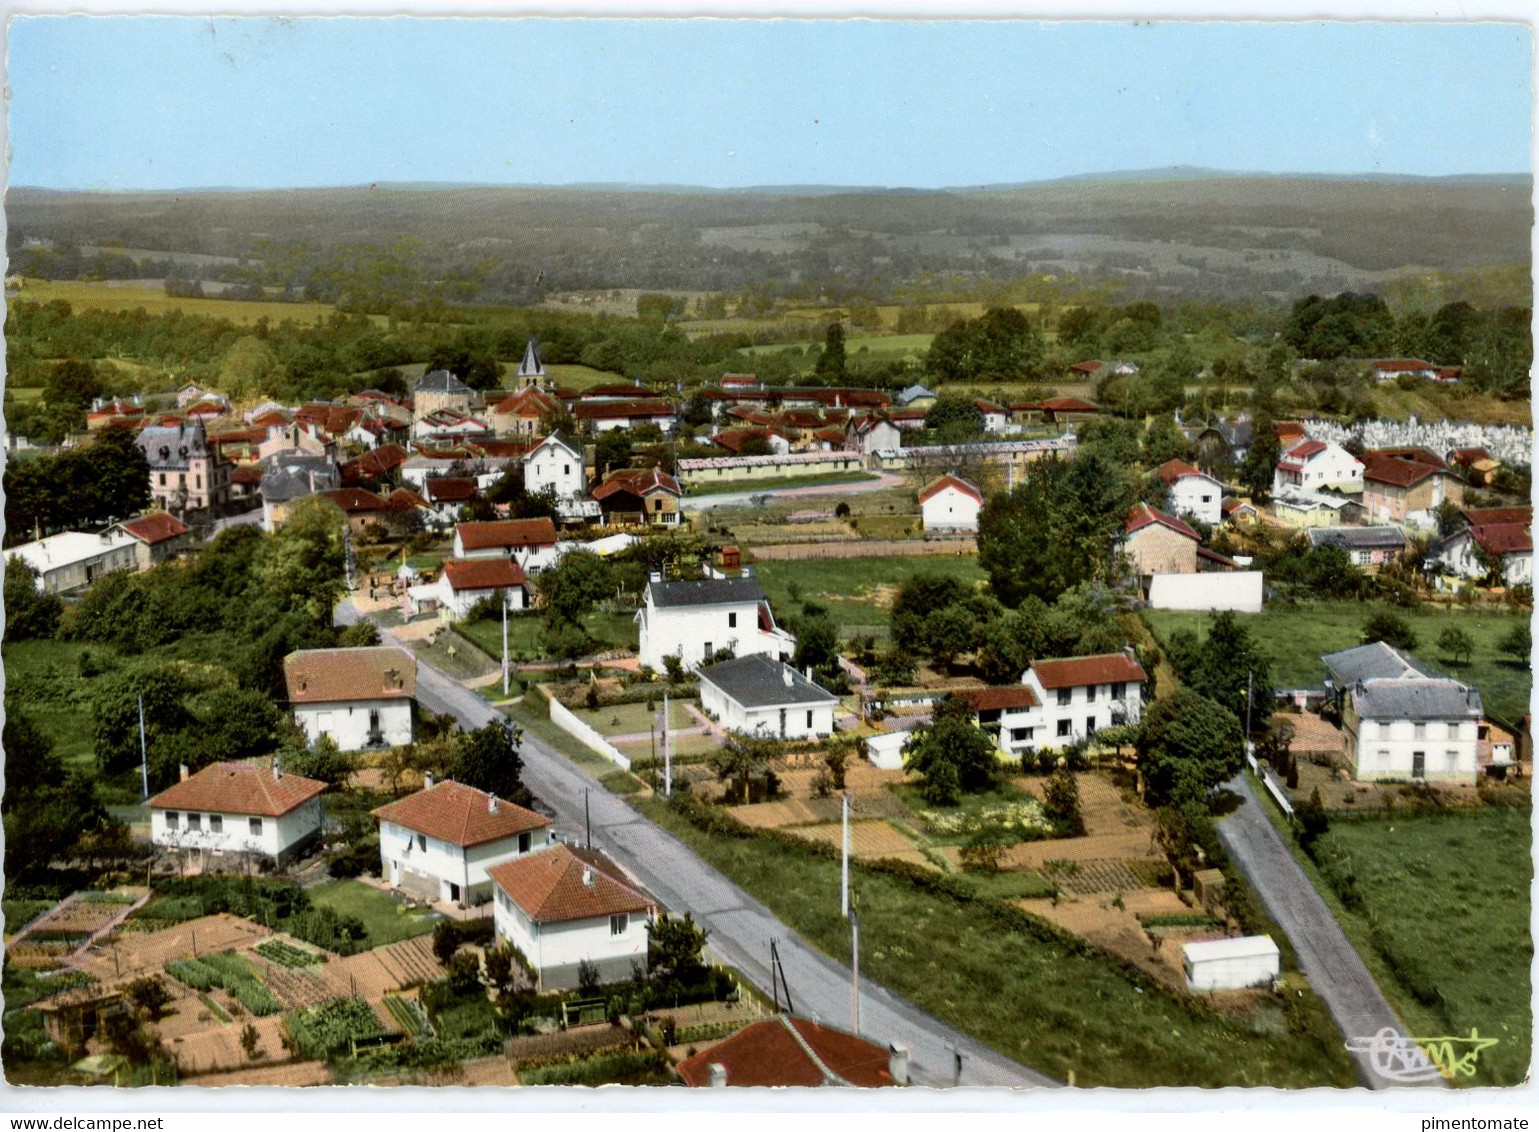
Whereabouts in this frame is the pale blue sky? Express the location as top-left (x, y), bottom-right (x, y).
top-left (7, 17), bottom-right (1533, 190)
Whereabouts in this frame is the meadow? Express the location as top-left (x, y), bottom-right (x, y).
top-left (457, 609), bottom-right (638, 664)
top-left (753, 553), bottom-right (987, 639)
top-left (1142, 602), bottom-right (1532, 725)
top-left (8, 278), bottom-right (339, 327)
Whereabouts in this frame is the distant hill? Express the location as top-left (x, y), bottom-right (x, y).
top-left (7, 172), bottom-right (1531, 307)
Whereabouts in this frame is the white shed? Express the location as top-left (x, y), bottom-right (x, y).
top-left (1182, 936), bottom-right (1281, 991)
top-left (865, 730), bottom-right (908, 771)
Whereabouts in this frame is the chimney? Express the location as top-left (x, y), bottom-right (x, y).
top-left (582, 866), bottom-right (595, 889)
top-left (488, 793), bottom-right (498, 813)
top-left (274, 755), bottom-right (282, 781)
top-left (887, 1043), bottom-right (911, 1086)
top-left (805, 666), bottom-right (813, 682)
top-left (706, 1063), bottom-right (728, 1089)
top-left (179, 763), bottom-right (190, 782)
top-left (782, 667), bottom-right (794, 688)
top-left (741, 565), bottom-right (754, 578)
top-left (424, 772), bottom-right (435, 790)
top-left (649, 570), bottom-right (662, 584)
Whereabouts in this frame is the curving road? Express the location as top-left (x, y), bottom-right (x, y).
top-left (338, 600), bottom-right (1053, 1089)
top-left (1217, 775), bottom-right (1446, 1090)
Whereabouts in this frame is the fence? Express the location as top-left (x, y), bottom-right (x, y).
top-left (548, 698), bottom-right (633, 771)
top-left (1247, 746), bottom-right (1294, 818)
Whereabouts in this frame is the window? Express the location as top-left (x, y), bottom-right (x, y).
top-left (653, 498), bottom-right (663, 511)
top-left (1057, 688), bottom-right (1072, 707)
top-left (806, 710), bottom-right (814, 729)
top-left (1111, 683), bottom-right (1126, 700)
top-left (209, 815), bottom-right (223, 834)
top-left (1202, 494), bottom-right (1213, 504)
top-left (563, 464), bottom-right (570, 475)
top-left (1446, 749), bottom-right (1459, 769)
top-left (417, 834), bottom-right (427, 853)
top-left (187, 813), bottom-right (202, 831)
top-left (1086, 685), bottom-right (1097, 703)
top-left (1056, 719), bottom-right (1072, 737)
top-left (519, 832), bottom-right (531, 853)
top-left (159, 473), bottom-right (167, 486)
top-left (703, 641), bottom-right (713, 658)
top-left (728, 612), bottom-right (738, 629)
top-left (165, 811), bottom-right (179, 829)
top-left (179, 473), bottom-right (186, 486)
top-left (1011, 727), bottom-right (1035, 742)
top-left (1413, 722), bottom-right (1427, 740)
top-left (249, 818), bottom-right (263, 836)
top-left (610, 913), bottom-right (629, 936)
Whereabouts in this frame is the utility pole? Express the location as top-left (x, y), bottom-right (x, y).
top-left (663, 691), bottom-right (672, 798)
top-left (1246, 670), bottom-right (1255, 761)
top-left (849, 907), bottom-right (860, 1036)
top-left (138, 695), bottom-right (149, 803)
top-left (584, 789), bottom-right (592, 850)
top-left (840, 793), bottom-right (851, 918)
top-left (501, 595), bottom-right (510, 697)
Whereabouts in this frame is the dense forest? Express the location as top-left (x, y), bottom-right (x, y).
top-left (8, 173), bottom-right (1531, 307)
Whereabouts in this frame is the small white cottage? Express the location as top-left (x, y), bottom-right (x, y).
top-left (284, 646), bottom-right (418, 752)
top-left (697, 654), bottom-right (839, 739)
top-left (434, 557), bottom-right (529, 620)
top-left (149, 761), bottom-right (327, 868)
top-left (1182, 936), bottom-right (1281, 991)
top-left (918, 474), bottom-right (983, 533)
top-left (489, 843), bottom-right (655, 989)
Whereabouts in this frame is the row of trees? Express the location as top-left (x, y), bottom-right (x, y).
top-left (3, 428), bottom-right (152, 546)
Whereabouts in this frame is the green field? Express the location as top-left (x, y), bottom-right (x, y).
top-left (1142, 603), bottom-right (1532, 724)
top-left (737, 332), bottom-right (935, 362)
top-left (684, 471), bottom-right (880, 497)
top-left (9, 278), bottom-right (338, 327)
top-left (573, 698), bottom-right (694, 738)
top-left (543, 363), bottom-right (626, 390)
top-left (1253, 794), bottom-right (1532, 1087)
top-left (457, 609), bottom-right (638, 663)
top-left (754, 553), bottom-right (986, 639)
top-left (304, 880), bottom-right (443, 948)
top-left (635, 797), bottom-right (1354, 1088)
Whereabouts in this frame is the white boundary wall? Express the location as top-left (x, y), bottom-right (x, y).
top-left (1148, 571), bottom-right (1265, 613)
top-left (549, 698), bottom-right (632, 771)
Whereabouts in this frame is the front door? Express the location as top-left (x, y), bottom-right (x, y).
top-left (448, 881), bottom-right (461, 904)
top-left (1412, 751), bottom-right (1426, 779)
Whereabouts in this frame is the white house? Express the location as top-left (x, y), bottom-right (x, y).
top-left (988, 652), bottom-right (1146, 755)
top-left (1322, 642), bottom-right (1483, 784)
top-left (1155, 459), bottom-right (1223, 527)
top-left (976, 400), bottom-right (1010, 434)
top-left (149, 761), bottom-right (327, 868)
top-left (918, 474), bottom-right (983, 533)
top-left (1432, 506), bottom-right (1533, 588)
top-left (1183, 937), bottom-right (1280, 992)
top-left (697, 655), bottom-right (840, 739)
top-left (847, 416), bottom-right (903, 455)
top-left (283, 646), bottom-right (417, 752)
top-left (1273, 438), bottom-right (1364, 496)
top-left (636, 571), bottom-right (797, 673)
top-left (523, 433), bottom-right (587, 502)
top-left (434, 557), bottom-right (530, 619)
top-left (489, 843), bottom-right (655, 990)
top-left (9, 530), bottom-right (141, 595)
top-left (453, 518), bottom-right (562, 573)
top-left (373, 777), bottom-right (555, 907)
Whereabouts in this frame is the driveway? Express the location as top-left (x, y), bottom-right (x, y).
top-left (1217, 775), bottom-right (1447, 1089)
top-left (337, 599), bottom-right (1053, 1088)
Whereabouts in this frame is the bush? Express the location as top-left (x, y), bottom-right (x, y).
top-left (285, 996), bottom-right (389, 1060)
top-left (518, 1048), bottom-right (669, 1086)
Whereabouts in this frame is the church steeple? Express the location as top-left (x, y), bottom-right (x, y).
top-left (517, 337), bottom-right (546, 385)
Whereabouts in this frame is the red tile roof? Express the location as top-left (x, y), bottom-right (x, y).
top-left (492, 386), bottom-right (561, 417)
top-left (584, 383), bottom-right (660, 399)
top-left (918, 473), bottom-right (983, 506)
top-left (118, 512), bottom-right (189, 545)
top-left (956, 686), bottom-right (1040, 712)
top-left (1371, 358), bottom-right (1435, 372)
top-left (1068, 360), bottom-right (1104, 374)
top-left (592, 468), bottom-right (682, 501)
top-left (1040, 396), bottom-right (1100, 413)
top-left (572, 399), bottom-right (675, 421)
top-left (342, 444), bottom-right (411, 484)
top-left (1470, 522), bottom-right (1534, 557)
top-left (374, 779), bottom-right (551, 848)
top-left (1030, 652), bottom-right (1146, 690)
top-left (383, 487), bottom-right (431, 511)
top-left (1367, 446), bottom-right (1445, 469)
top-left (231, 464), bottom-right (266, 486)
top-left (424, 477), bottom-right (478, 503)
top-left (1462, 506), bottom-right (1532, 527)
top-left (455, 518), bottom-right (558, 551)
top-left (1125, 501), bottom-right (1199, 541)
top-left (1363, 455), bottom-right (1438, 489)
top-left (1284, 438), bottom-right (1327, 459)
top-left (315, 488), bottom-right (387, 514)
top-left (283, 646), bottom-right (417, 705)
top-left (1274, 421), bottom-right (1306, 441)
top-left (251, 410), bottom-right (292, 428)
top-left (486, 843), bottom-right (650, 923)
top-left (441, 557), bottom-right (527, 591)
top-left (149, 761), bottom-right (326, 818)
top-left (1155, 458), bottom-right (1208, 486)
top-left (676, 1016), bottom-right (895, 1088)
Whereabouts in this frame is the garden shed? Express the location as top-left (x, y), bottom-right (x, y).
top-left (1182, 936), bottom-right (1280, 991)
top-left (865, 730), bottom-right (908, 771)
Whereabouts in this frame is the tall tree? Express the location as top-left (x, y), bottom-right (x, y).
top-left (1239, 411), bottom-right (1281, 503)
top-left (902, 695), bottom-right (1000, 805)
top-left (814, 322), bottom-right (847, 382)
top-left (1136, 689), bottom-right (1245, 806)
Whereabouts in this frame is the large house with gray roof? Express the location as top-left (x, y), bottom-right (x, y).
top-left (136, 419), bottom-right (231, 522)
top-left (636, 570), bottom-right (796, 673)
top-left (1322, 642), bottom-right (1483, 783)
top-left (412, 369), bottom-right (480, 423)
top-left (697, 654), bottom-right (839, 739)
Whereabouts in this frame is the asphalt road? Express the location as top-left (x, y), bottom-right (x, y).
top-left (1217, 775), bottom-right (1446, 1090)
top-left (338, 600), bottom-right (1053, 1089)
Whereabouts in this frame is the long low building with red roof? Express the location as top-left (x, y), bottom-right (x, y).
top-left (148, 760), bottom-right (328, 867)
top-left (488, 843), bottom-right (655, 989)
top-left (374, 777), bottom-right (555, 907)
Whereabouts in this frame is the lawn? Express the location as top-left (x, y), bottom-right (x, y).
top-left (634, 797), bottom-right (1355, 1088)
top-left (457, 609), bottom-right (638, 663)
top-left (573, 699), bottom-right (694, 738)
top-left (402, 628), bottom-right (498, 682)
top-left (304, 881), bottom-right (443, 948)
top-left (9, 278), bottom-right (338, 327)
top-left (543, 363), bottom-right (625, 390)
top-left (3, 900), bottom-right (55, 937)
top-left (684, 472), bottom-right (881, 496)
top-left (753, 553), bottom-right (987, 639)
top-left (1141, 602), bottom-right (1532, 725)
top-left (1251, 790), bottom-right (1532, 1087)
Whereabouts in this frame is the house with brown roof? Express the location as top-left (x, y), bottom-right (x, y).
top-left (422, 476), bottom-right (480, 524)
top-left (432, 557), bottom-right (530, 619)
top-left (572, 399), bottom-right (677, 434)
top-left (1016, 651), bottom-right (1147, 751)
top-left (453, 518), bottom-right (562, 571)
top-left (1122, 501), bottom-right (1200, 576)
top-left (113, 512), bottom-right (192, 569)
top-left (1361, 453), bottom-right (1463, 529)
top-left (375, 777), bottom-right (554, 908)
top-left (488, 843), bottom-right (654, 989)
top-left (314, 488), bottom-right (390, 535)
top-left (283, 646), bottom-right (418, 752)
top-left (592, 468), bottom-right (683, 528)
top-left (1445, 447), bottom-right (1500, 487)
top-left (1432, 506), bottom-right (1533, 588)
top-left (489, 385), bottom-right (563, 438)
top-left (1155, 458), bottom-right (1223, 527)
top-left (1273, 437), bottom-right (1363, 496)
top-left (149, 760), bottom-right (327, 868)
top-left (677, 1016), bottom-right (903, 1088)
